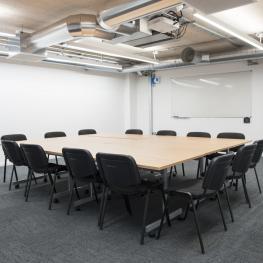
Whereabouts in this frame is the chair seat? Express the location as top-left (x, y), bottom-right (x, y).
top-left (120, 180), bottom-right (162, 195)
top-left (47, 163), bottom-right (67, 174)
top-left (141, 172), bottom-right (161, 182)
top-left (167, 176), bottom-right (215, 199)
top-left (206, 152), bottom-right (225, 160)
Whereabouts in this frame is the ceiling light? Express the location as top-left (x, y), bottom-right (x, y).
top-left (199, 78), bottom-right (219, 86)
top-left (0, 32), bottom-right (16, 38)
top-left (64, 44), bottom-right (159, 64)
top-left (44, 56), bottom-right (122, 70)
top-left (194, 13), bottom-right (263, 50)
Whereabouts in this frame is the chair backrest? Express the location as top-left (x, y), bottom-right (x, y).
top-left (62, 148), bottom-right (98, 180)
top-left (1, 140), bottom-right (26, 166)
top-left (251, 140), bottom-right (263, 166)
top-left (1, 134), bottom-right (27, 141)
top-left (232, 144), bottom-right (257, 174)
top-left (187, 132), bottom-right (211, 138)
top-left (156, 130), bottom-right (177, 136)
top-left (202, 153), bottom-right (234, 191)
top-left (125, 129), bottom-right (143, 135)
top-left (20, 144), bottom-right (49, 173)
top-left (96, 153), bottom-right (141, 193)
top-left (217, 132), bottom-right (245, 140)
top-left (44, 131), bottom-right (66, 138)
top-left (78, 129), bottom-right (97, 135)
top-left (1, 134), bottom-right (27, 158)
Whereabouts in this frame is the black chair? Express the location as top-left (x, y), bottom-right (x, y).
top-left (1, 140), bottom-right (30, 191)
top-left (156, 130), bottom-right (177, 136)
top-left (227, 144), bottom-right (257, 208)
top-left (249, 140), bottom-right (263, 194)
top-left (125, 129), bottom-right (143, 135)
top-left (44, 131), bottom-right (66, 167)
top-left (157, 153), bottom-right (234, 254)
top-left (185, 132), bottom-right (211, 178)
top-left (1, 134), bottom-right (27, 183)
top-left (20, 144), bottom-right (66, 202)
top-left (156, 130), bottom-right (180, 176)
top-left (62, 148), bottom-right (100, 215)
top-left (78, 129), bottom-right (97, 135)
top-left (96, 152), bottom-right (170, 245)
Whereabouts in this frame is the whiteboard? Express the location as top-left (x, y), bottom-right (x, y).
top-left (171, 71), bottom-right (252, 118)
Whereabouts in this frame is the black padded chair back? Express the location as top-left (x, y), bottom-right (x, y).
top-left (1, 134), bottom-right (27, 141)
top-left (78, 129), bottom-right (97, 135)
top-left (202, 153), bottom-right (234, 191)
top-left (156, 130), bottom-right (177, 136)
top-left (251, 140), bottom-right (263, 167)
top-left (125, 129), bottom-right (143, 135)
top-left (20, 144), bottom-right (49, 173)
top-left (1, 140), bottom-right (26, 166)
top-left (96, 153), bottom-right (141, 193)
top-left (62, 148), bottom-right (98, 180)
top-left (44, 131), bottom-right (66, 138)
top-left (217, 132), bottom-right (245, 152)
top-left (232, 144), bottom-right (257, 174)
top-left (187, 132), bottom-right (211, 138)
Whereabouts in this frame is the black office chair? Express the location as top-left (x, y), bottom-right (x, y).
top-left (1, 134), bottom-right (27, 183)
top-left (249, 140), bottom-right (263, 194)
top-left (20, 144), bottom-right (67, 203)
top-left (62, 148), bottom-right (101, 215)
top-left (156, 130), bottom-right (180, 176)
top-left (78, 129), bottom-right (97, 135)
top-left (156, 130), bottom-right (177, 136)
top-left (1, 140), bottom-right (31, 191)
top-left (157, 153), bottom-right (234, 254)
top-left (125, 129), bottom-right (143, 135)
top-left (96, 152), bottom-right (170, 245)
top-left (227, 144), bottom-right (257, 208)
top-left (185, 132), bottom-right (211, 179)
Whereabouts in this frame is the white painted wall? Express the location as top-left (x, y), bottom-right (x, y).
top-left (130, 60), bottom-right (263, 140)
top-left (0, 61), bottom-right (128, 164)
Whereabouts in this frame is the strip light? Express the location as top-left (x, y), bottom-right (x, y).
top-left (194, 13), bottom-right (263, 51)
top-left (45, 57), bottom-right (122, 70)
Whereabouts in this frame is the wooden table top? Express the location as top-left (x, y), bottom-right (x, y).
top-left (20, 134), bottom-right (249, 171)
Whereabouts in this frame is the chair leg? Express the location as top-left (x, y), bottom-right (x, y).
top-left (98, 186), bottom-right (106, 227)
top-left (235, 178), bottom-right (239, 191)
top-left (216, 192), bottom-right (227, 231)
top-left (92, 182), bottom-right (99, 204)
top-left (224, 183), bottom-right (234, 222)
top-left (24, 169), bottom-right (31, 197)
top-left (3, 156), bottom-right (7, 183)
top-left (196, 161), bottom-right (200, 179)
top-left (160, 188), bottom-right (171, 227)
top-left (241, 175), bottom-right (251, 208)
top-left (25, 170), bottom-right (33, 202)
top-left (178, 203), bottom-right (190, 221)
top-left (254, 167), bottom-right (262, 194)
top-left (100, 188), bottom-right (109, 230)
top-left (156, 196), bottom-right (169, 240)
top-left (191, 198), bottom-right (205, 254)
top-left (182, 163), bottom-right (185, 177)
top-left (67, 179), bottom-right (74, 215)
top-left (8, 165), bottom-right (15, 191)
top-left (123, 195), bottom-right (132, 216)
top-left (32, 173), bottom-right (37, 185)
top-left (74, 183), bottom-right (81, 200)
top-left (48, 173), bottom-right (58, 210)
top-left (173, 166), bottom-right (177, 176)
top-left (140, 190), bottom-right (150, 245)
top-left (13, 166), bottom-right (20, 189)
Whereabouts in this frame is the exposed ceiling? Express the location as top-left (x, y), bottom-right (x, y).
top-left (0, 0), bottom-right (262, 72)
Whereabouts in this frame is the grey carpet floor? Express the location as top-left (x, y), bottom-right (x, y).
top-left (0, 160), bottom-right (263, 263)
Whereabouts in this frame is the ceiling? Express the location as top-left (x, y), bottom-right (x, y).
top-left (0, 0), bottom-right (132, 32)
top-left (0, 0), bottom-right (262, 72)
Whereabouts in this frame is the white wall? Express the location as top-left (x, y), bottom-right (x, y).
top-left (130, 60), bottom-right (263, 140)
top-left (0, 61), bottom-right (128, 163)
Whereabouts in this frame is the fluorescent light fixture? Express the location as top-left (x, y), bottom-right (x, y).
top-left (0, 31), bottom-right (15, 38)
top-left (194, 13), bottom-right (263, 50)
top-left (64, 44), bottom-right (159, 65)
top-left (45, 57), bottom-right (122, 70)
top-left (200, 78), bottom-right (219, 86)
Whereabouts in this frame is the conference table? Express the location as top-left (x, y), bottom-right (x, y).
top-left (21, 133), bottom-right (249, 232)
